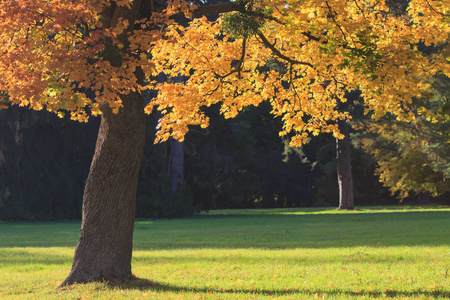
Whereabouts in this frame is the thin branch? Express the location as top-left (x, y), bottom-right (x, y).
top-left (331, 75), bottom-right (348, 89)
top-left (163, 2), bottom-right (240, 18)
top-left (204, 82), bottom-right (222, 96)
top-left (289, 63), bottom-right (303, 112)
top-left (185, 41), bottom-right (239, 81)
top-left (240, 9), bottom-right (285, 25)
top-left (33, 11), bottom-right (84, 39)
top-left (236, 36), bottom-right (247, 79)
top-left (257, 32), bottom-right (314, 68)
top-left (425, 0), bottom-right (450, 17)
top-left (387, 0), bottom-right (401, 17)
top-left (325, 1), bottom-right (348, 45)
top-left (353, 0), bottom-right (368, 20)
top-left (301, 32), bottom-right (323, 43)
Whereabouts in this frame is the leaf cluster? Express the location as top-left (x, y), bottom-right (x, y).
top-left (337, 32), bottom-right (385, 77)
top-left (221, 9), bottom-right (266, 38)
top-left (358, 75), bottom-right (450, 198)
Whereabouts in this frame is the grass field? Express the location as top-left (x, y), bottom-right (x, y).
top-left (0, 206), bottom-right (449, 299)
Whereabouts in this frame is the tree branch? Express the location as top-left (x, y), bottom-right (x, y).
top-left (325, 1), bottom-right (348, 45)
top-left (257, 32), bottom-right (314, 68)
top-left (425, 0), bottom-right (450, 17)
top-left (157, 2), bottom-right (240, 18)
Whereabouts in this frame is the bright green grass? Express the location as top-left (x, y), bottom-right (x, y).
top-left (0, 206), bottom-right (449, 299)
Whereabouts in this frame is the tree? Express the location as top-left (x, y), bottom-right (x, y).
top-left (168, 75), bottom-right (188, 196)
top-left (358, 75), bottom-right (450, 200)
top-left (335, 92), bottom-right (359, 210)
top-left (0, 0), bottom-right (156, 285)
top-left (0, 0), bottom-right (448, 286)
top-left (336, 117), bottom-right (354, 209)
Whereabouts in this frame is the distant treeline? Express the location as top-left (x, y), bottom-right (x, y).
top-left (0, 104), bottom-right (405, 220)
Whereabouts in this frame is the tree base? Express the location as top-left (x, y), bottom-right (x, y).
top-left (59, 273), bottom-right (136, 288)
top-left (60, 91), bottom-right (146, 290)
top-left (58, 274), bottom-right (162, 291)
top-left (339, 206), bottom-right (355, 210)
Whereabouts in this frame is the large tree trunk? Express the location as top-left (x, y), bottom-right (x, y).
top-left (336, 119), bottom-right (354, 210)
top-left (59, 1), bottom-right (147, 286)
top-left (61, 91), bottom-right (146, 286)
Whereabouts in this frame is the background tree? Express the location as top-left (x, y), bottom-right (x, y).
top-left (336, 116), bottom-right (354, 209)
top-left (358, 75), bottom-right (450, 201)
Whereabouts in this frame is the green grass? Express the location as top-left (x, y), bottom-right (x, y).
top-left (0, 206), bottom-right (449, 299)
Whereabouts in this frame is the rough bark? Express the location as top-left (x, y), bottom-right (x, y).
top-left (336, 119), bottom-right (354, 210)
top-left (60, 91), bottom-right (146, 286)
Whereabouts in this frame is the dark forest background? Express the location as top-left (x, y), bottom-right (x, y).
top-left (0, 103), bottom-right (402, 221)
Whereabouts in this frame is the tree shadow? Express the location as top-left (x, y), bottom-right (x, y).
top-left (133, 209), bottom-right (450, 249)
top-left (110, 277), bottom-right (450, 298)
top-left (0, 248), bottom-right (71, 266)
top-left (1, 207), bottom-right (448, 249)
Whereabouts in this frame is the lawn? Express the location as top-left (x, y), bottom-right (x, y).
top-left (0, 206), bottom-right (449, 299)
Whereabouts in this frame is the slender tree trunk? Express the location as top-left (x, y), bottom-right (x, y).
top-left (168, 138), bottom-right (185, 194)
top-left (61, 91), bottom-right (146, 286)
top-left (336, 119), bottom-right (354, 210)
top-left (167, 74), bottom-right (186, 195)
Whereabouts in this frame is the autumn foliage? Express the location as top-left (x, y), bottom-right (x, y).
top-left (0, 0), bottom-right (449, 146)
top-left (0, 0), bottom-right (159, 119)
top-left (151, 0), bottom-right (450, 146)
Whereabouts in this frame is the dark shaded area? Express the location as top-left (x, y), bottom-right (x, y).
top-left (1, 209), bottom-right (448, 249)
top-left (2, 0), bottom-right (441, 221)
top-left (0, 106), bottom-right (98, 220)
top-left (184, 102), bottom-right (319, 210)
top-left (0, 249), bottom-right (71, 266)
top-left (184, 102), bottom-right (398, 210)
top-left (0, 101), bottom-right (400, 220)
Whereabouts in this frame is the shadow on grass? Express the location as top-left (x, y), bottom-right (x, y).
top-left (111, 277), bottom-right (450, 298)
top-left (133, 210), bottom-right (450, 249)
top-left (0, 248), bottom-right (71, 266)
top-left (1, 208), bottom-right (449, 249)
top-left (198, 206), bottom-right (450, 217)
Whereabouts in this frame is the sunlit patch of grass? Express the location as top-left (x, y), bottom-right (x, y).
top-left (203, 205), bottom-right (450, 216)
top-left (131, 246), bottom-right (449, 299)
top-left (0, 206), bottom-right (449, 299)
